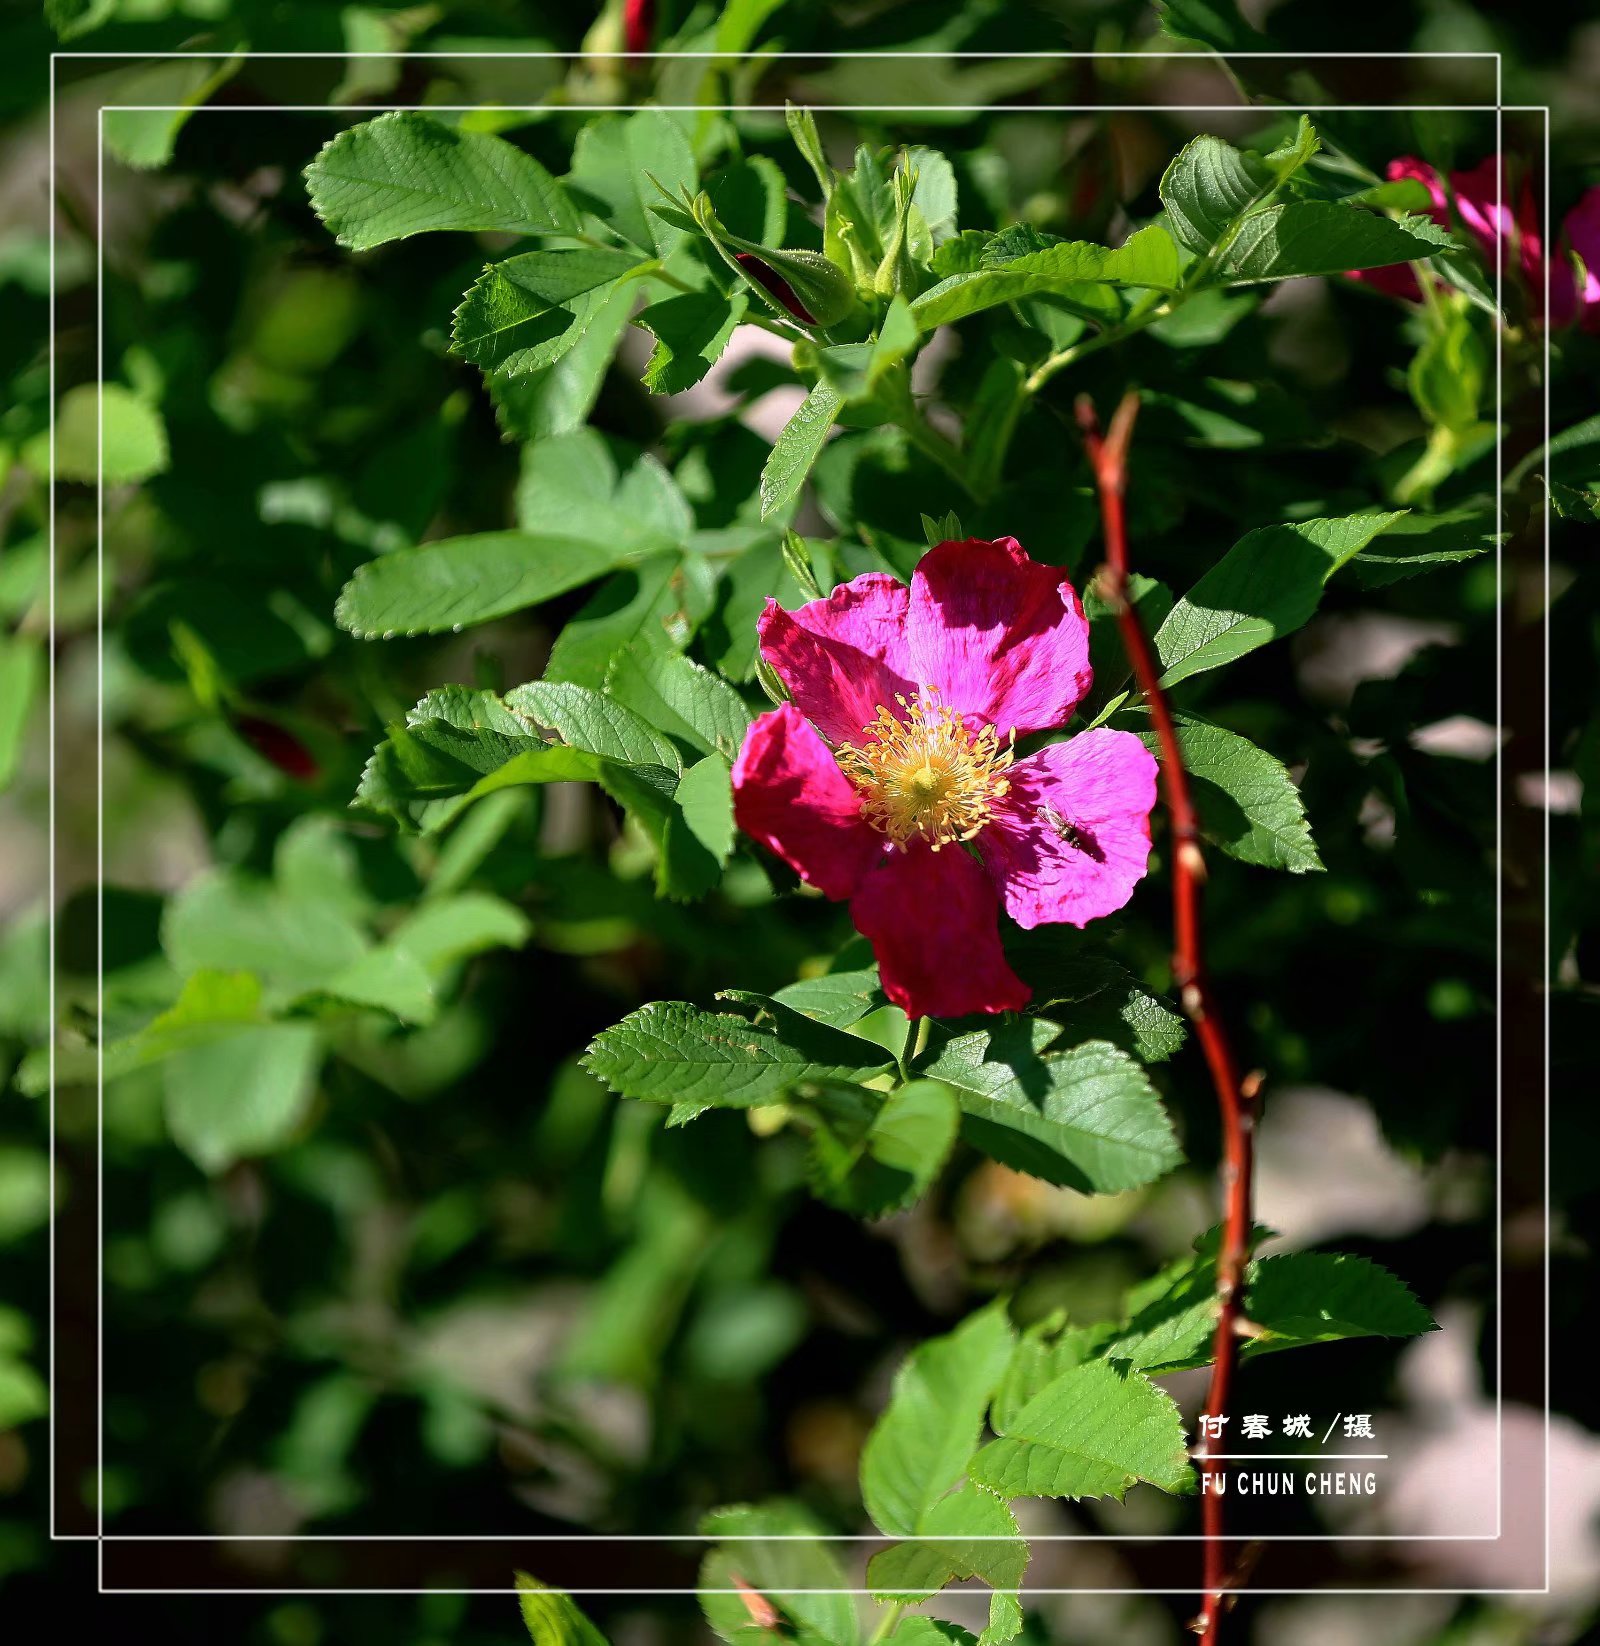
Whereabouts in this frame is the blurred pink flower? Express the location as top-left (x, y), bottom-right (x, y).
top-left (1353, 152), bottom-right (1600, 328)
top-left (731, 539), bottom-right (1157, 1020)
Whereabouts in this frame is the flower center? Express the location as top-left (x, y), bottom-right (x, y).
top-left (836, 695), bottom-right (1014, 850)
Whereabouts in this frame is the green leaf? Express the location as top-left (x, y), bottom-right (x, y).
top-left (1099, 1243), bottom-right (1436, 1374)
top-left (543, 555), bottom-right (716, 690)
top-left (860, 1301), bottom-right (1015, 1537)
top-left (676, 753), bottom-right (736, 864)
top-left (0, 632), bottom-right (42, 793)
top-left (103, 56), bottom-right (238, 171)
top-left (164, 1021), bottom-right (322, 1173)
top-left (505, 679), bottom-right (684, 771)
top-left (773, 960), bottom-right (888, 1030)
top-left (760, 380), bottom-right (844, 519)
top-left (1344, 506), bottom-right (1497, 587)
top-left (1220, 203), bottom-right (1454, 283)
top-left (451, 248), bottom-right (646, 377)
top-left (606, 649), bottom-right (753, 760)
top-left (638, 290), bottom-right (749, 394)
top-left (336, 531), bottom-right (634, 639)
top-left (911, 224), bottom-right (1180, 329)
top-left (515, 1574), bottom-right (611, 1646)
top-left (808, 1079), bottom-right (961, 1218)
top-left (1159, 133), bottom-right (1278, 253)
top-left (583, 998), bottom-right (894, 1116)
top-left (1126, 714), bottom-right (1322, 874)
top-left (969, 1360), bottom-right (1194, 1500)
top-left (1153, 512), bottom-right (1407, 687)
top-left (569, 111), bottom-right (696, 257)
top-left (1004, 939), bottom-right (1186, 1063)
top-left (54, 383), bottom-right (168, 484)
top-left (488, 277), bottom-right (636, 440)
top-left (164, 873), bottom-right (367, 993)
top-left (865, 1481), bottom-right (1025, 1605)
top-left (991, 1317), bottom-right (1108, 1435)
top-left (305, 112), bottom-right (578, 250)
top-left (815, 296), bottom-right (919, 402)
top-left (515, 429), bottom-right (693, 552)
top-left (698, 1502), bottom-right (858, 1646)
top-left (920, 1022), bottom-right (1181, 1193)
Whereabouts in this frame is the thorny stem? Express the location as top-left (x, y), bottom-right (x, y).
top-left (1077, 391), bottom-right (1260, 1642)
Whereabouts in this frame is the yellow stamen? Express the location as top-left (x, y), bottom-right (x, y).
top-left (836, 695), bottom-right (1013, 850)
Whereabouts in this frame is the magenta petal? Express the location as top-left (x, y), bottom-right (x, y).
top-left (905, 537), bottom-right (1092, 739)
top-left (983, 729), bottom-right (1158, 930)
top-left (731, 705), bottom-right (883, 900)
top-left (1388, 156), bottom-right (1450, 224)
top-left (1451, 156), bottom-right (1514, 263)
top-left (1564, 186), bottom-right (1600, 322)
top-left (757, 574), bottom-right (916, 745)
top-left (850, 844), bottom-right (1031, 1020)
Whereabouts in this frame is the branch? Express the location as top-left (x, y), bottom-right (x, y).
top-left (1075, 391), bottom-right (1260, 1641)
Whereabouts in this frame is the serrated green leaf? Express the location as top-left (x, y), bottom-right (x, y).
top-left (969, 1360), bottom-right (1194, 1500)
top-left (760, 380), bottom-right (844, 520)
top-left (808, 1079), bottom-right (960, 1218)
top-left (1220, 202), bottom-right (1453, 283)
top-left (515, 1573), bottom-right (611, 1646)
top-left (1160, 133), bottom-right (1277, 253)
top-left (488, 277), bottom-right (636, 441)
top-left (306, 112), bottom-right (578, 250)
top-left (584, 999), bottom-right (893, 1114)
top-left (505, 680), bottom-right (684, 772)
top-left (1154, 512), bottom-right (1407, 687)
top-left (1100, 1245), bottom-right (1437, 1374)
top-left (911, 224), bottom-right (1179, 329)
top-left (1126, 714), bottom-right (1322, 874)
top-left (866, 1481), bottom-right (1025, 1604)
top-left (860, 1302), bottom-right (1015, 1539)
top-left (336, 530), bottom-right (633, 639)
top-left (920, 1023), bottom-right (1181, 1193)
top-left (637, 290), bottom-right (748, 394)
top-left (774, 960), bottom-right (888, 1030)
top-left (451, 248), bottom-right (646, 377)
top-left (607, 650), bottom-right (753, 761)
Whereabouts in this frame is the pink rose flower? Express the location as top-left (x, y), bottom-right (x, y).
top-left (730, 537), bottom-right (1159, 1020)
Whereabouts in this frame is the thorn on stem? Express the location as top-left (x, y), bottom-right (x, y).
top-left (1241, 1069), bottom-right (1265, 1103)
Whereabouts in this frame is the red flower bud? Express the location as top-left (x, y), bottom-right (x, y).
top-left (235, 714), bottom-right (320, 783)
top-left (624, 0), bottom-right (655, 54)
top-left (735, 251), bottom-right (818, 325)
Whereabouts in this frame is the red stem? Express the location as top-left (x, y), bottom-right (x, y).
top-left (1077, 392), bottom-right (1259, 1640)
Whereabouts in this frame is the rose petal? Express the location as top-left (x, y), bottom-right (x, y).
top-left (731, 704), bottom-right (883, 900)
top-left (1389, 156), bottom-right (1450, 224)
top-left (1451, 156), bottom-right (1515, 264)
top-left (1565, 186), bottom-right (1600, 319)
top-left (850, 843), bottom-right (1031, 1020)
top-left (757, 574), bottom-right (916, 745)
top-left (982, 729), bottom-right (1158, 930)
top-left (905, 537), bottom-right (1092, 739)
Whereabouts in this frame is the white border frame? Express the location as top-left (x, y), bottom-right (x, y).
top-left (43, 41), bottom-right (1547, 1593)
